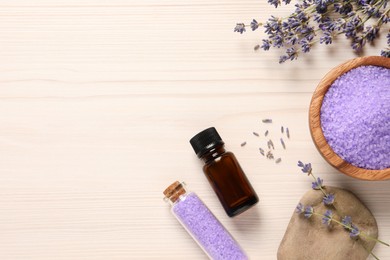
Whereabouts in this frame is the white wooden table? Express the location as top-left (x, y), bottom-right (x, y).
top-left (0, 1), bottom-right (388, 259)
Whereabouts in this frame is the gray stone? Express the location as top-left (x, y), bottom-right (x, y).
top-left (277, 186), bottom-right (378, 260)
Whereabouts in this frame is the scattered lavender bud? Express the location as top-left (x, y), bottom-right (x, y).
top-left (266, 151), bottom-right (274, 160)
top-left (275, 158), bottom-right (282, 164)
top-left (281, 126), bottom-right (284, 133)
top-left (267, 140), bottom-right (275, 150)
top-left (264, 130), bottom-right (269, 137)
top-left (286, 127), bottom-right (290, 139)
top-left (253, 132), bottom-right (259, 137)
top-left (259, 148), bottom-right (265, 156)
top-left (280, 138), bottom-right (286, 149)
top-left (262, 119), bottom-right (272, 123)
top-left (241, 142), bottom-right (247, 147)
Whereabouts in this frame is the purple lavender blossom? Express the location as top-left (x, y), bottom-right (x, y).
top-left (234, 23), bottom-right (246, 34)
top-left (351, 36), bottom-right (366, 51)
top-left (311, 177), bottom-right (324, 190)
top-left (296, 203), bottom-right (305, 214)
top-left (322, 210), bottom-right (333, 226)
top-left (279, 55), bottom-right (289, 63)
top-left (250, 19), bottom-right (260, 31)
top-left (364, 25), bottom-right (379, 42)
top-left (341, 216), bottom-right (360, 238)
top-left (268, 0), bottom-right (281, 8)
top-left (334, 2), bottom-right (353, 14)
top-left (341, 216), bottom-right (352, 228)
top-left (323, 194), bottom-right (335, 205)
top-left (357, 0), bottom-right (370, 6)
top-left (350, 224), bottom-right (360, 238)
top-left (320, 31), bottom-right (332, 45)
top-left (315, 1), bottom-right (328, 14)
top-left (286, 47), bottom-right (298, 61)
top-left (300, 39), bottom-right (311, 53)
top-left (381, 50), bottom-right (390, 58)
top-left (304, 206), bottom-right (314, 218)
top-left (298, 161), bottom-right (312, 174)
top-left (261, 39), bottom-right (271, 51)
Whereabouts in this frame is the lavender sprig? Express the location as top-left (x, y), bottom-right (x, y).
top-left (295, 161), bottom-right (389, 259)
top-left (235, 0), bottom-right (390, 63)
top-left (296, 207), bottom-right (389, 247)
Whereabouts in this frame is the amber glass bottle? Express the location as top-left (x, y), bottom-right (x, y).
top-left (190, 127), bottom-right (259, 217)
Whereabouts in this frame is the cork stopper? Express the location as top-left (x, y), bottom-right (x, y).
top-left (163, 181), bottom-right (187, 204)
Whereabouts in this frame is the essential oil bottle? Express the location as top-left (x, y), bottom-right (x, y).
top-left (190, 127), bottom-right (259, 217)
top-left (163, 181), bottom-right (248, 260)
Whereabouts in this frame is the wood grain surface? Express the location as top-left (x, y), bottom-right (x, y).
top-left (0, 1), bottom-right (389, 259)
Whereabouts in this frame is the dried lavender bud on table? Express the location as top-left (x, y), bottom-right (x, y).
top-left (267, 140), bottom-right (275, 150)
top-left (259, 148), bottom-right (265, 156)
top-left (266, 151), bottom-right (274, 160)
top-left (280, 138), bottom-right (286, 150)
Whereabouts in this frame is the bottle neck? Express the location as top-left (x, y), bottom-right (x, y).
top-left (163, 181), bottom-right (188, 205)
top-left (199, 145), bottom-right (226, 163)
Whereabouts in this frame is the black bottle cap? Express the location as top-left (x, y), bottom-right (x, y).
top-left (189, 127), bottom-right (225, 157)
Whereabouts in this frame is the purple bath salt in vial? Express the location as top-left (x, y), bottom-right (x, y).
top-left (163, 181), bottom-right (248, 260)
top-left (321, 65), bottom-right (390, 170)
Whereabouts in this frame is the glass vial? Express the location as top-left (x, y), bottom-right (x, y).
top-left (190, 127), bottom-right (259, 217)
top-left (163, 181), bottom-right (248, 260)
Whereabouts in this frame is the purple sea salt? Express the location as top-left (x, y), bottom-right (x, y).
top-left (172, 192), bottom-right (247, 260)
top-left (320, 65), bottom-right (390, 170)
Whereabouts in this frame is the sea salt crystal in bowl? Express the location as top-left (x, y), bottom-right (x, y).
top-left (309, 56), bottom-right (390, 180)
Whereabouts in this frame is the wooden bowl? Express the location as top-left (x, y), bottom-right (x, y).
top-left (309, 56), bottom-right (390, 181)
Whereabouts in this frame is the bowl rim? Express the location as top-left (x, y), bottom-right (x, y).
top-left (309, 56), bottom-right (390, 181)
